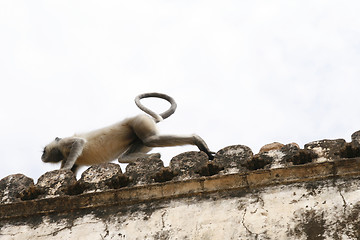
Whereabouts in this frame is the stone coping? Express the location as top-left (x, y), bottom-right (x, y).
top-left (1, 157), bottom-right (359, 220)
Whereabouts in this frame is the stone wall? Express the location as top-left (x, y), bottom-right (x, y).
top-left (1, 131), bottom-right (360, 239)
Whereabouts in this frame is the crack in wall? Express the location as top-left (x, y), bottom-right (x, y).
top-left (38, 226), bottom-right (70, 237)
top-left (100, 223), bottom-right (109, 239)
top-left (161, 211), bottom-right (166, 229)
top-left (338, 188), bottom-right (347, 214)
top-left (241, 207), bottom-right (265, 239)
top-left (241, 208), bottom-right (255, 237)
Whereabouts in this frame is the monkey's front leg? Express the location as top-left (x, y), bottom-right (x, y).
top-left (61, 138), bottom-right (86, 170)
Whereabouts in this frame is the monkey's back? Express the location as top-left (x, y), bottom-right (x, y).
top-left (74, 117), bottom-right (138, 165)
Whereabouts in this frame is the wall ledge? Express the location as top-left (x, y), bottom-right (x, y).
top-left (1, 157), bottom-right (360, 220)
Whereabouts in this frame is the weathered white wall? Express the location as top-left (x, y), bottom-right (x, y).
top-left (1, 176), bottom-right (359, 240)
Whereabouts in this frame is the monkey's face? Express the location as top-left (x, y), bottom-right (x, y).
top-left (41, 138), bottom-right (64, 163)
top-left (42, 147), bottom-right (64, 163)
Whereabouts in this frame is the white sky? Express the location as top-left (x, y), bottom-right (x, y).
top-left (1, 1), bottom-right (360, 180)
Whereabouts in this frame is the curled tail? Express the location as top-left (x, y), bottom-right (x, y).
top-left (135, 92), bottom-right (177, 123)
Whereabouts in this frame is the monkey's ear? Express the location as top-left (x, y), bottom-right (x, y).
top-left (55, 137), bottom-right (62, 142)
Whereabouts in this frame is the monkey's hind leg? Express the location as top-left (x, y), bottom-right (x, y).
top-left (143, 134), bottom-right (215, 160)
top-left (118, 140), bottom-right (154, 163)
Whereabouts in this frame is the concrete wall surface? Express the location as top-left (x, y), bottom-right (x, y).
top-left (1, 175), bottom-right (360, 240)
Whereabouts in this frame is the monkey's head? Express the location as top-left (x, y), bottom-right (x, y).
top-left (41, 137), bottom-right (64, 163)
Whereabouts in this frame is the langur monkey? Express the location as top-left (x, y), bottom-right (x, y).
top-left (42, 93), bottom-right (214, 173)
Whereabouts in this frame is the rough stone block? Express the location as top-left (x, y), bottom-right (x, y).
top-left (125, 153), bottom-right (164, 185)
top-left (351, 130), bottom-right (360, 144)
top-left (36, 169), bottom-right (77, 197)
top-left (0, 174), bottom-right (34, 203)
top-left (169, 151), bottom-right (208, 180)
top-left (304, 139), bottom-right (346, 162)
top-left (252, 143), bottom-right (307, 170)
top-left (259, 142), bottom-right (285, 153)
top-left (77, 163), bottom-right (128, 193)
top-left (213, 145), bottom-right (253, 174)
top-left (251, 142), bottom-right (287, 170)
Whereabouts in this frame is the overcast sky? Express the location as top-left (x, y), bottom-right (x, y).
top-left (1, 1), bottom-right (360, 180)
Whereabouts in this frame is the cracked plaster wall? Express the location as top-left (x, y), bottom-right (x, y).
top-left (1, 177), bottom-right (360, 240)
